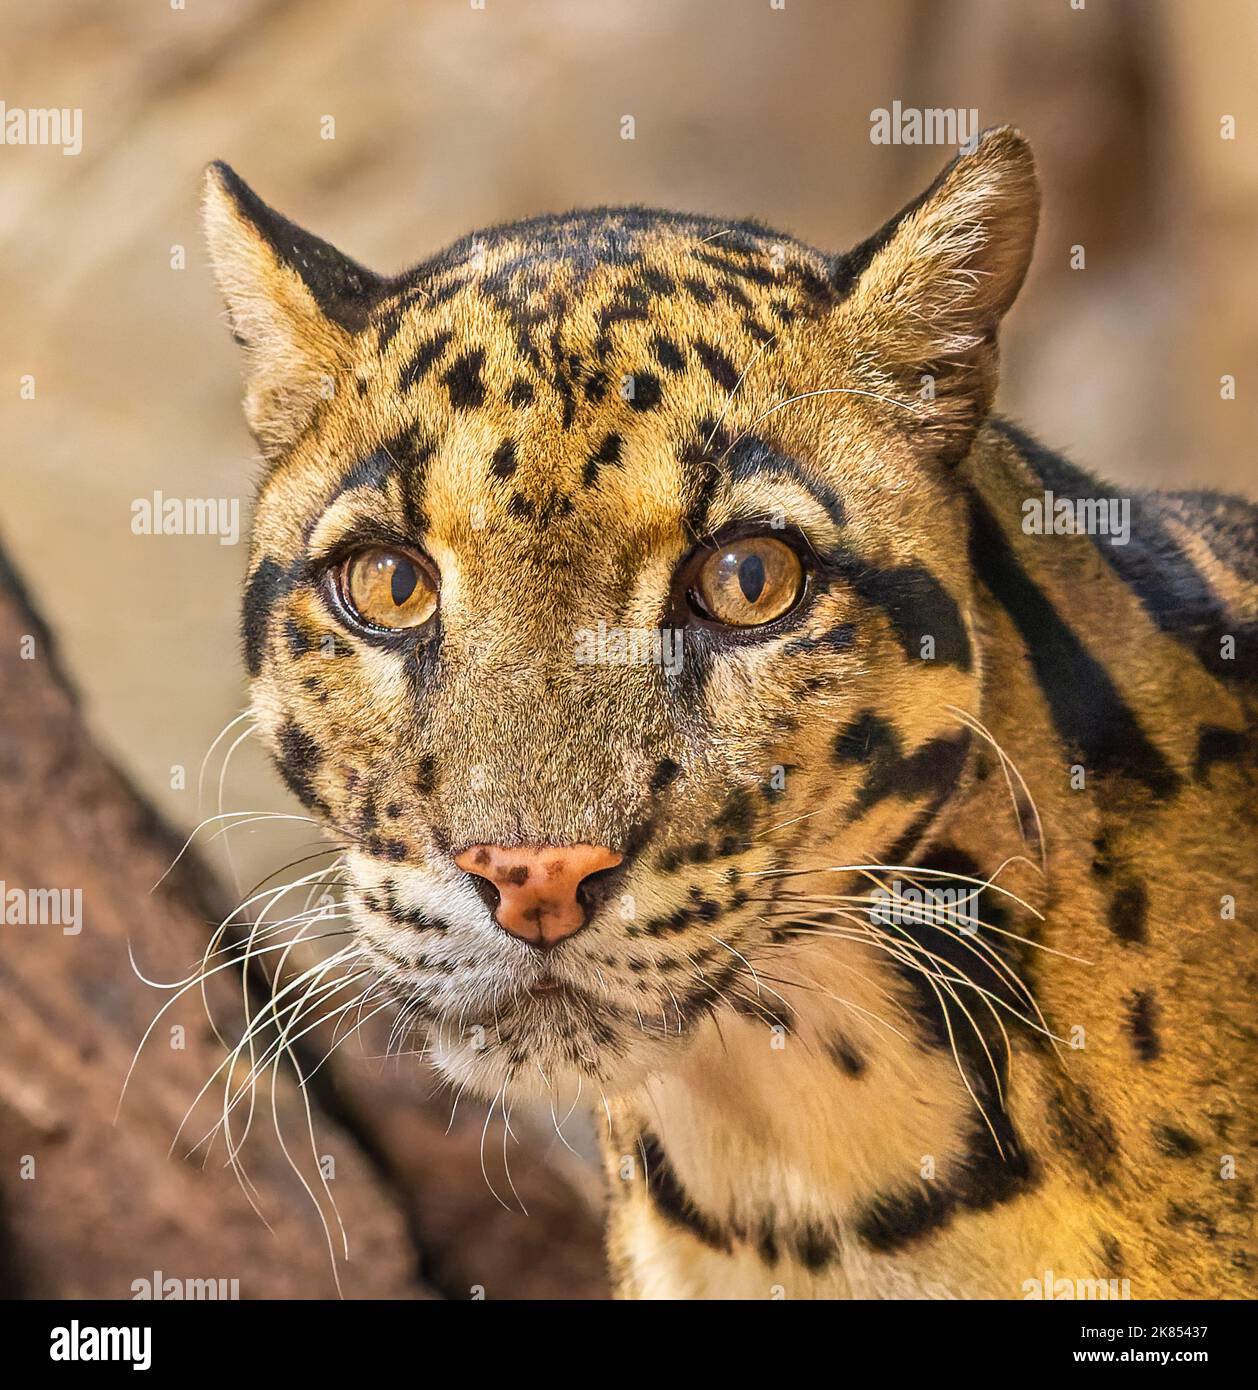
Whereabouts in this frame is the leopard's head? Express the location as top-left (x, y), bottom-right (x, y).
top-left (204, 128), bottom-right (1038, 1101)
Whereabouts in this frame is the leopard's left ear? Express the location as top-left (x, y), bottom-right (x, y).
top-left (833, 126), bottom-right (1039, 464)
top-left (202, 163), bottom-right (386, 459)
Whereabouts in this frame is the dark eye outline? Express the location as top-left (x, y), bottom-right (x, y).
top-left (673, 524), bottom-right (814, 639)
top-left (324, 542), bottom-right (441, 641)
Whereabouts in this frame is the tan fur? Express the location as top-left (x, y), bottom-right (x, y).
top-left (204, 129), bottom-right (1256, 1299)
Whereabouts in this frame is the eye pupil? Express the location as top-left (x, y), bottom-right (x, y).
top-left (738, 554), bottom-right (766, 604)
top-left (342, 548), bottom-right (437, 631)
top-left (690, 536), bottom-right (804, 629)
top-left (390, 558), bottom-right (417, 606)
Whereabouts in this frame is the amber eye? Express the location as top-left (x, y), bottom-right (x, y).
top-left (339, 547), bottom-right (437, 630)
top-left (690, 536), bottom-right (804, 627)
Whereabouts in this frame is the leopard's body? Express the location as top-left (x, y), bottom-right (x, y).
top-left (204, 130), bottom-right (1256, 1299)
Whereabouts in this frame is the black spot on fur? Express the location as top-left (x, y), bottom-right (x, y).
top-left (760, 766), bottom-right (794, 803)
top-left (1166, 1201), bottom-right (1218, 1240)
top-left (854, 1183), bottom-right (951, 1254)
top-left (881, 806), bottom-right (935, 864)
top-left (650, 758), bottom-right (682, 794)
top-left (443, 349), bottom-right (486, 409)
top-left (651, 336), bottom-right (686, 372)
top-left (640, 909), bottom-right (687, 936)
top-left (507, 378), bottom-right (535, 408)
top-left (682, 276), bottom-right (716, 306)
top-left (274, 721), bottom-right (324, 812)
top-left (1127, 990), bottom-right (1161, 1062)
top-left (794, 1223), bottom-right (841, 1272)
top-left (639, 267), bottom-right (676, 297)
top-left (724, 435), bottom-right (845, 530)
top-left (627, 371), bottom-right (662, 411)
top-left (415, 754), bottom-right (438, 796)
top-left (1107, 881), bottom-right (1148, 945)
top-left (1193, 724), bottom-right (1247, 784)
top-left (827, 1037), bottom-right (867, 1078)
top-left (884, 842), bottom-right (1018, 1060)
top-left (742, 314), bottom-right (775, 344)
top-left (284, 617), bottom-right (312, 659)
top-left (1048, 1082), bottom-right (1120, 1187)
top-left (1091, 831), bottom-right (1114, 878)
top-left (598, 294), bottom-right (650, 332)
top-left (690, 894), bottom-right (723, 922)
top-left (784, 622), bottom-right (856, 657)
top-left (1154, 1124), bottom-right (1202, 1158)
top-left (718, 279), bottom-right (754, 311)
top-left (490, 439), bottom-right (518, 479)
top-left (713, 788), bottom-right (756, 840)
top-left (679, 439), bottom-right (725, 539)
top-left (517, 491), bottom-right (572, 527)
top-left (855, 730), bottom-right (972, 816)
top-left (383, 426), bottom-right (437, 536)
top-left (583, 431), bottom-right (623, 488)
top-left (692, 248), bottom-right (777, 285)
top-left (834, 709), bottom-right (900, 765)
top-left (383, 882), bottom-right (450, 932)
top-left (374, 305), bottom-right (405, 352)
top-left (855, 1120), bottom-right (1034, 1254)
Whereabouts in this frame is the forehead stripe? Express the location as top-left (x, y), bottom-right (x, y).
top-left (399, 331), bottom-right (453, 389)
top-left (651, 336), bottom-right (686, 372)
top-left (692, 340), bottom-right (740, 394)
top-left (444, 349), bottom-right (486, 409)
top-left (723, 436), bottom-right (846, 530)
top-left (327, 448), bottom-right (394, 504)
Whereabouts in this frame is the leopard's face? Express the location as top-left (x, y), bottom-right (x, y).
top-left (208, 132), bottom-right (1036, 1100)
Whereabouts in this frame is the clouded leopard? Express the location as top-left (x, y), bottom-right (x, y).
top-left (203, 127), bottom-right (1256, 1299)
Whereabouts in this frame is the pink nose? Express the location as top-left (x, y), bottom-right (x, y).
top-left (454, 843), bottom-right (623, 948)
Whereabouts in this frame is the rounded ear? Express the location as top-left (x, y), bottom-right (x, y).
top-left (832, 127), bottom-right (1040, 464)
top-left (202, 163), bottom-right (386, 458)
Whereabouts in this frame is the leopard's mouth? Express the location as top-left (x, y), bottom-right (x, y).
top-left (512, 975), bottom-right (608, 1017)
top-left (523, 978), bottom-right (573, 999)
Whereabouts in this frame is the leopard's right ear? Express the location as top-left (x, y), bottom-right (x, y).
top-left (830, 128), bottom-right (1039, 466)
top-left (202, 162), bottom-right (385, 458)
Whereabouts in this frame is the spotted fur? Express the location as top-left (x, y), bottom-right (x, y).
top-left (204, 129), bottom-right (1256, 1299)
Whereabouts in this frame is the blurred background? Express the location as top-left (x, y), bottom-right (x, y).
top-left (0, 0), bottom-right (1254, 1298)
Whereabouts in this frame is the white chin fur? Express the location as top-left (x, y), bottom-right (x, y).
top-left (427, 1018), bottom-right (686, 1105)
